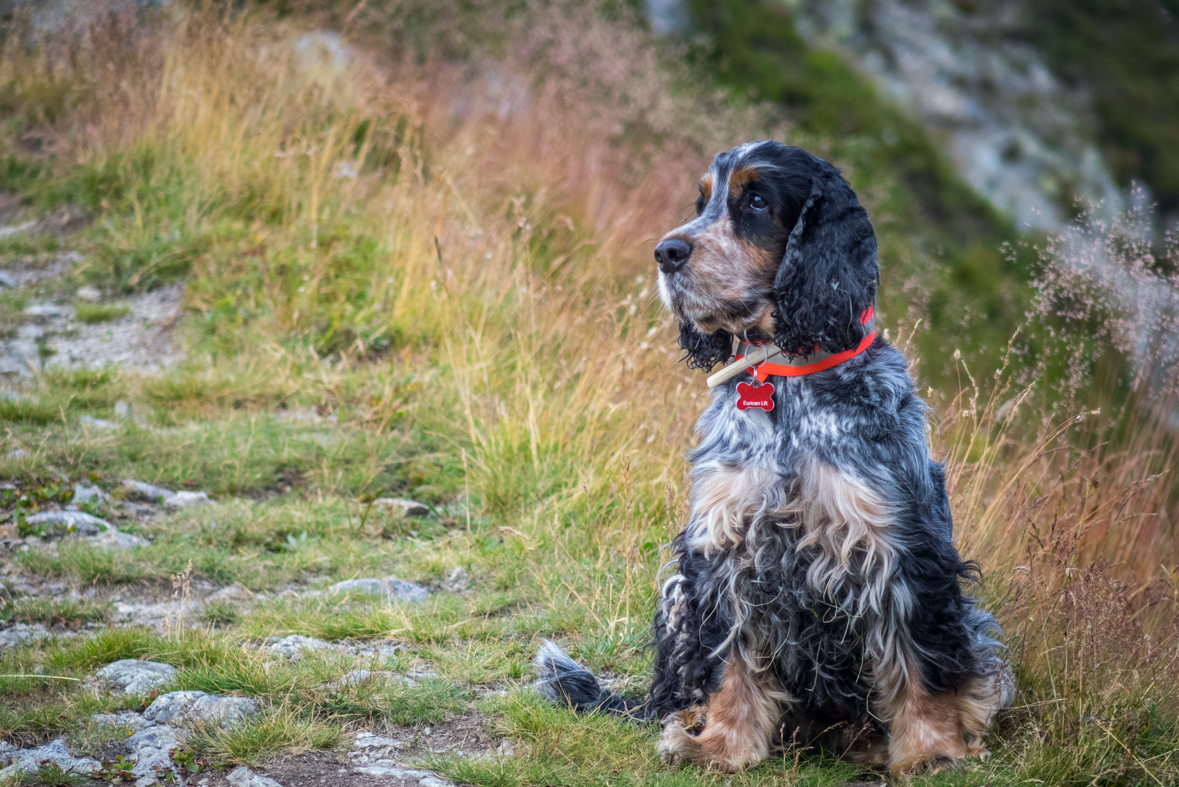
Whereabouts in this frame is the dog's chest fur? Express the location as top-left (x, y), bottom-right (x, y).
top-left (674, 351), bottom-right (910, 712)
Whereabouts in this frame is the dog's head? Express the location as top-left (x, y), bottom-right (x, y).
top-left (656, 141), bottom-right (879, 371)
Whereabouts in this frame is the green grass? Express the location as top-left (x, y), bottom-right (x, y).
top-left (0, 2), bottom-right (1173, 785)
top-left (4, 597), bottom-right (110, 628)
top-left (72, 302), bottom-right (129, 324)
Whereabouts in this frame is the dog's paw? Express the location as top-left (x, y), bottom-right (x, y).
top-left (656, 707), bottom-right (707, 766)
top-left (889, 754), bottom-right (962, 777)
top-left (965, 741), bottom-right (990, 759)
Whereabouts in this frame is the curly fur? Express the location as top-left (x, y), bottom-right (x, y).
top-left (537, 141), bottom-right (1013, 776)
top-left (678, 321), bottom-right (733, 371)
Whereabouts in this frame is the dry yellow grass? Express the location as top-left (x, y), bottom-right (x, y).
top-left (2, 2), bottom-right (1179, 782)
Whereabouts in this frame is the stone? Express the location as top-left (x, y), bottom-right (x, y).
top-left (121, 480), bottom-right (175, 502)
top-left (350, 731), bottom-right (404, 751)
top-left (373, 497), bottom-right (431, 517)
top-left (121, 480), bottom-right (210, 507)
top-left (0, 220), bottom-right (36, 240)
top-left (421, 778), bottom-right (456, 787)
top-left (25, 510), bottom-right (111, 535)
top-left (0, 623), bottom-right (48, 649)
top-left (88, 529), bottom-right (149, 550)
top-left (23, 303), bottom-right (65, 317)
top-left (73, 483), bottom-right (108, 505)
top-left (126, 725), bottom-right (182, 751)
top-left (115, 401), bottom-right (133, 419)
top-left (264, 634), bottom-right (329, 659)
top-left (227, 766), bottom-right (284, 787)
top-left (0, 739), bottom-right (99, 779)
top-left (353, 764), bottom-right (433, 779)
top-left (328, 576), bottom-right (429, 604)
top-left (76, 286), bottom-right (102, 302)
top-left (91, 711), bottom-right (153, 733)
top-left (79, 414), bottom-right (119, 429)
top-left (443, 566), bottom-right (470, 592)
top-left (96, 659), bottom-right (177, 694)
top-left (166, 490), bottom-right (211, 507)
top-left (143, 690), bottom-right (258, 727)
top-left (0, 271), bottom-right (15, 288)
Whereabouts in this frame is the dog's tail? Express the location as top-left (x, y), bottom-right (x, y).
top-left (534, 640), bottom-right (645, 717)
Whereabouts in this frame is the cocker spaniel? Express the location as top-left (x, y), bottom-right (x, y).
top-left (536, 141), bottom-right (1013, 775)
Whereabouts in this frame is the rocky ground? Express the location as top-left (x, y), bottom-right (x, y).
top-left (0, 215), bottom-right (514, 787)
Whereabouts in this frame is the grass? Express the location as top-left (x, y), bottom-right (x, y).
top-left (71, 302), bottom-right (128, 324)
top-left (0, 1), bottom-right (1174, 785)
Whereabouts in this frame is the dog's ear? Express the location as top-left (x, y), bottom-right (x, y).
top-left (772, 166), bottom-right (878, 356)
top-left (678, 321), bottom-right (733, 372)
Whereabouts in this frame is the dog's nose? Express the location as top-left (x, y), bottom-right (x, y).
top-left (655, 238), bottom-right (693, 274)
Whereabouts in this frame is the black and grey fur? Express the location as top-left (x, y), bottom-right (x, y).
top-left (536, 142), bottom-right (1012, 775)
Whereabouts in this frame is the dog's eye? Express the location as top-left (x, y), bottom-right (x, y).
top-left (749, 193), bottom-right (768, 212)
top-left (695, 196), bottom-right (705, 216)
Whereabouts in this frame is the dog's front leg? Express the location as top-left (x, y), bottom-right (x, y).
top-left (656, 649), bottom-right (781, 772)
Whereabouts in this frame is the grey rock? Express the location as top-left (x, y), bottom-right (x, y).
top-left (328, 576), bottom-right (429, 604)
top-left (75, 286), bottom-right (102, 302)
top-left (166, 490), bottom-right (211, 507)
top-left (0, 623), bottom-right (49, 649)
top-left (786, 0), bottom-right (1124, 232)
top-left (0, 271), bottom-right (15, 288)
top-left (73, 483), bottom-right (108, 505)
top-left (0, 739), bottom-right (99, 779)
top-left (16, 323), bottom-right (42, 340)
top-left (115, 401), bottom-right (133, 419)
top-left (88, 529), bottom-right (150, 550)
top-left (4, 448), bottom-right (27, 460)
top-left (373, 497), bottom-right (430, 517)
top-left (353, 764), bottom-right (433, 779)
top-left (0, 220), bottom-right (37, 240)
top-left (91, 711), bottom-right (153, 733)
top-left (265, 634), bottom-right (329, 659)
top-left (122, 480), bottom-right (175, 502)
top-left (126, 725), bottom-right (182, 752)
top-left (96, 659), bottom-right (177, 694)
top-left (421, 778), bottom-right (456, 787)
top-left (79, 415), bottom-right (119, 429)
top-left (143, 691), bottom-right (258, 727)
top-left (406, 663), bottom-right (439, 680)
top-left (23, 302), bottom-right (65, 317)
top-left (121, 480), bottom-right (210, 507)
top-left (25, 510), bottom-right (111, 535)
top-left (443, 566), bottom-right (470, 592)
top-left (129, 744), bottom-right (176, 783)
top-left (227, 766), bottom-right (284, 787)
top-left (350, 731), bottom-right (404, 751)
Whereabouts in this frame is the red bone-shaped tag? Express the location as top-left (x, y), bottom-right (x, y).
top-left (736, 381), bottom-right (775, 412)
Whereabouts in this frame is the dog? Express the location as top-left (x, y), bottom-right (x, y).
top-left (535, 141), bottom-right (1014, 775)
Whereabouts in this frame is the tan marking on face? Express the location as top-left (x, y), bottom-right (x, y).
top-left (727, 167), bottom-right (760, 201)
top-left (699, 174), bottom-right (714, 204)
top-left (680, 216), bottom-right (780, 334)
top-left (656, 654), bottom-right (785, 772)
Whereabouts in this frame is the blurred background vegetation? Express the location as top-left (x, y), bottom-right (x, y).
top-left (0, 0), bottom-right (1178, 784)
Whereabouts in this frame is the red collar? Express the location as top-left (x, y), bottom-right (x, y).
top-left (735, 305), bottom-right (876, 382)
